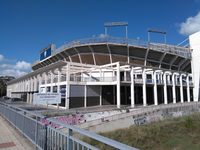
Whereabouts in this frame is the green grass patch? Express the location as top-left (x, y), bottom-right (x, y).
top-left (84, 113), bottom-right (200, 150)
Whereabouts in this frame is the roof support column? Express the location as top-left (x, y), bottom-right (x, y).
top-left (88, 45), bottom-right (96, 65)
top-left (57, 69), bottom-right (61, 93)
top-left (100, 86), bottom-right (102, 106)
top-left (34, 76), bottom-right (37, 92)
top-left (65, 63), bottom-right (70, 109)
top-left (30, 78), bottom-right (33, 103)
top-left (38, 74), bottom-right (42, 93)
top-left (127, 46), bottom-right (130, 63)
top-left (84, 85), bottom-right (87, 108)
top-left (163, 73), bottom-right (168, 104)
top-left (153, 71), bottom-right (158, 105)
top-left (44, 72), bottom-right (47, 93)
top-left (172, 73), bottom-right (176, 103)
top-left (187, 75), bottom-right (191, 102)
top-left (130, 67), bottom-right (135, 107)
top-left (107, 44), bottom-right (112, 64)
top-left (180, 74), bottom-right (184, 103)
top-left (142, 69), bottom-right (147, 106)
top-left (117, 62), bottom-right (121, 108)
top-left (50, 71), bottom-right (53, 93)
top-left (144, 48), bottom-right (149, 66)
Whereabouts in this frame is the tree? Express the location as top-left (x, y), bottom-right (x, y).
top-left (0, 79), bottom-right (6, 97)
top-left (0, 76), bottom-right (15, 97)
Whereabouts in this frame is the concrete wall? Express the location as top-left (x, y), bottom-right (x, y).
top-left (78, 102), bottom-right (200, 133)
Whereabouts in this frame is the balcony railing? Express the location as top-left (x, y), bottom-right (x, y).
top-left (146, 79), bottom-right (154, 84)
top-left (134, 79), bottom-right (143, 84)
top-left (70, 76), bottom-right (117, 82)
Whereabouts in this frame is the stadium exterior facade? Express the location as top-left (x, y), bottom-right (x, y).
top-left (6, 31), bottom-right (200, 109)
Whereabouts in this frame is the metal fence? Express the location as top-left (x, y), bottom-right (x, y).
top-left (0, 102), bottom-right (137, 150)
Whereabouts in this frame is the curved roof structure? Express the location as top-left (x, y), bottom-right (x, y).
top-left (32, 37), bottom-right (192, 72)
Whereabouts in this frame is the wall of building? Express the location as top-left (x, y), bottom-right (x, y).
top-left (189, 31), bottom-right (200, 101)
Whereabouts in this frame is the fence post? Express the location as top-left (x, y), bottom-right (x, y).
top-left (67, 128), bottom-right (73, 150)
top-left (44, 125), bottom-right (47, 150)
top-left (35, 116), bottom-right (38, 149)
top-left (23, 112), bottom-right (26, 133)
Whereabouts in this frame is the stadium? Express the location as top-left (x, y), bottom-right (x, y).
top-left (6, 24), bottom-right (200, 109)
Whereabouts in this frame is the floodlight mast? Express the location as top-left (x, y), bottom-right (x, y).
top-left (148, 29), bottom-right (167, 44)
top-left (104, 22), bottom-right (128, 38)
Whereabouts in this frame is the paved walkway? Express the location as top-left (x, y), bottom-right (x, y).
top-left (0, 116), bottom-right (34, 150)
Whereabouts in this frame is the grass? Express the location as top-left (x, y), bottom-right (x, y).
top-left (84, 113), bottom-right (200, 150)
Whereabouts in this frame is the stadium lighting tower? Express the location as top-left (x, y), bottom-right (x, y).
top-left (104, 22), bottom-right (128, 38)
top-left (148, 29), bottom-right (167, 44)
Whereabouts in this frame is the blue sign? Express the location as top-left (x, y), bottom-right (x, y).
top-left (40, 45), bottom-right (52, 61)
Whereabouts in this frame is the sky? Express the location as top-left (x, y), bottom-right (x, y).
top-left (0, 0), bottom-right (200, 77)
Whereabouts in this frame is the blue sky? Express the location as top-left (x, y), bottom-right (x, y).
top-left (0, 0), bottom-right (200, 76)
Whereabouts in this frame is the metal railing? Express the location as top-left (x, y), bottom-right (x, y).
top-left (0, 102), bottom-right (137, 150)
top-left (148, 43), bottom-right (191, 58)
top-left (134, 79), bottom-right (143, 84)
top-left (70, 76), bottom-right (117, 82)
top-left (55, 37), bottom-right (191, 59)
top-left (146, 79), bottom-right (154, 84)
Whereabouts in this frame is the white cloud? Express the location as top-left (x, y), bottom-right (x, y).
top-left (0, 69), bottom-right (27, 77)
top-left (0, 55), bottom-right (31, 77)
top-left (0, 54), bottom-right (4, 61)
top-left (179, 11), bottom-right (200, 35)
top-left (99, 34), bottom-right (108, 38)
top-left (15, 61), bottom-right (31, 70)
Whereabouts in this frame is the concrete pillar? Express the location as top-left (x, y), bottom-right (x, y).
top-left (117, 62), bottom-right (121, 108)
top-left (84, 85), bottom-right (87, 108)
top-left (28, 79), bottom-right (31, 103)
top-left (23, 80), bottom-right (25, 92)
top-left (44, 72), bottom-right (47, 93)
top-left (65, 64), bottom-right (70, 109)
top-left (50, 71), bottom-right (53, 93)
top-left (124, 71), bottom-right (127, 81)
top-left (180, 74), bottom-right (184, 103)
top-left (130, 68), bottom-right (135, 107)
top-left (57, 69), bottom-right (61, 94)
top-left (34, 76), bottom-right (37, 92)
top-left (38, 74), bottom-right (42, 93)
top-left (100, 86), bottom-right (102, 106)
top-left (153, 71), bottom-right (158, 105)
top-left (172, 74), bottom-right (176, 103)
top-left (187, 75), bottom-right (191, 102)
top-left (163, 73), bottom-right (168, 104)
top-left (142, 69), bottom-right (147, 106)
top-left (27, 93), bottom-right (29, 103)
top-left (30, 78), bottom-right (32, 92)
top-left (30, 93), bottom-right (33, 103)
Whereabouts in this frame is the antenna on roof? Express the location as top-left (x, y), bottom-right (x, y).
top-left (104, 22), bottom-right (128, 38)
top-left (147, 29), bottom-right (167, 44)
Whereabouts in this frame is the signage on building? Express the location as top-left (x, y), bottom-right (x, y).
top-left (33, 93), bottom-right (61, 105)
top-left (40, 44), bottom-right (55, 61)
